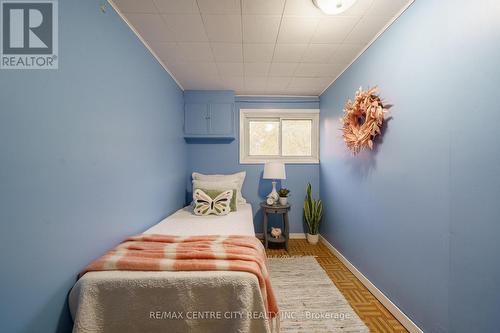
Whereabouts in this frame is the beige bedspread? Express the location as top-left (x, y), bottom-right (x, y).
top-left (69, 270), bottom-right (271, 333)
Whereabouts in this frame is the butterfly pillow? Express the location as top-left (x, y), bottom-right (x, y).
top-left (193, 189), bottom-right (235, 216)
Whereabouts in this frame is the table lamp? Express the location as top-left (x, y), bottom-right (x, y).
top-left (263, 162), bottom-right (286, 203)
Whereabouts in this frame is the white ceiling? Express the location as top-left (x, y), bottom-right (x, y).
top-left (111, 0), bottom-right (413, 96)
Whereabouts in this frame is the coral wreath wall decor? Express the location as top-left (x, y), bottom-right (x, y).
top-left (341, 86), bottom-right (390, 154)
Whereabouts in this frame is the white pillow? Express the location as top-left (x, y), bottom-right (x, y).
top-left (192, 171), bottom-right (247, 204)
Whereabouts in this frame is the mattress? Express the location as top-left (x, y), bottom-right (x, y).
top-left (143, 203), bottom-right (255, 236)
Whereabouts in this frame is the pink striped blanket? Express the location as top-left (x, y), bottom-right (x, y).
top-left (81, 234), bottom-right (279, 318)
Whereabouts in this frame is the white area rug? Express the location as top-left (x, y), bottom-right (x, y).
top-left (268, 256), bottom-right (369, 332)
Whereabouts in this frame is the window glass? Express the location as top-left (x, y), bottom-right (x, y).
top-left (249, 120), bottom-right (280, 156)
top-left (282, 119), bottom-right (312, 156)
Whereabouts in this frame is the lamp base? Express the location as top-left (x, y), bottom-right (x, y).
top-left (267, 181), bottom-right (279, 203)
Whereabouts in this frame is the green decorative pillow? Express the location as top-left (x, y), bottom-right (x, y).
top-left (193, 189), bottom-right (237, 216)
top-left (196, 188), bottom-right (237, 212)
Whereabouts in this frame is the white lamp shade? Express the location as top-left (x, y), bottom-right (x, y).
top-left (263, 162), bottom-right (286, 180)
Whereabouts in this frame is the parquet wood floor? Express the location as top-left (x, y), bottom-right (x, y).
top-left (265, 239), bottom-right (408, 333)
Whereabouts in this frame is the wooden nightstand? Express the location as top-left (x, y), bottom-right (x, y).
top-left (260, 202), bottom-right (290, 251)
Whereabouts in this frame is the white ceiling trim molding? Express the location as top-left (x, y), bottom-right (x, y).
top-left (236, 94), bottom-right (319, 98)
top-left (107, 0), bottom-right (185, 91)
top-left (320, 0), bottom-right (415, 95)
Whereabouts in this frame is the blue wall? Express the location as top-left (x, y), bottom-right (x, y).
top-left (186, 96), bottom-right (320, 233)
top-left (0, 1), bottom-right (187, 332)
top-left (319, 1), bottom-right (500, 332)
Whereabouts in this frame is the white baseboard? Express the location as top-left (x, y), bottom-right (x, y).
top-left (289, 233), bottom-right (306, 239)
top-left (256, 233), bottom-right (306, 240)
top-left (319, 235), bottom-right (423, 333)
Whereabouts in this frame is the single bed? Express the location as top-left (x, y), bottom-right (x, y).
top-left (69, 204), bottom-right (274, 333)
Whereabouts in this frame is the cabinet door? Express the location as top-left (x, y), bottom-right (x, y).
top-left (184, 103), bottom-right (209, 135)
top-left (209, 103), bottom-right (234, 136)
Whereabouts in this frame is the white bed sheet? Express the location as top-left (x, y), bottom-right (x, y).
top-left (143, 203), bottom-right (255, 236)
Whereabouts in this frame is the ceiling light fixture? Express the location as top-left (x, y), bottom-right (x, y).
top-left (313, 0), bottom-right (357, 15)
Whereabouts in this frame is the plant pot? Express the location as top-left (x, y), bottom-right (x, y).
top-left (278, 197), bottom-right (288, 205)
top-left (306, 233), bottom-right (319, 245)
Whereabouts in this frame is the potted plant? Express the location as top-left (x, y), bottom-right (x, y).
top-left (278, 188), bottom-right (290, 205)
top-left (303, 183), bottom-right (322, 245)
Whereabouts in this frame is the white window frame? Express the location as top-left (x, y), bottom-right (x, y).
top-left (239, 109), bottom-right (320, 164)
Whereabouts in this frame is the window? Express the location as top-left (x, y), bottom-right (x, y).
top-left (240, 109), bottom-right (319, 164)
